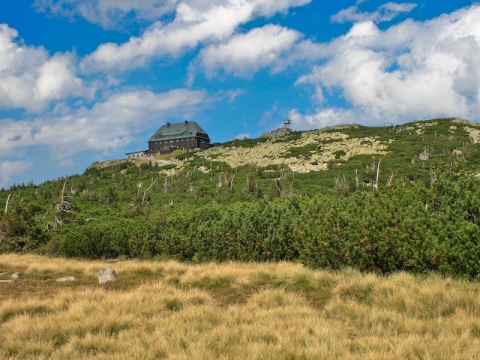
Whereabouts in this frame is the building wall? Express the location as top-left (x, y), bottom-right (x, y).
top-left (126, 151), bottom-right (151, 160)
top-left (149, 136), bottom-right (210, 153)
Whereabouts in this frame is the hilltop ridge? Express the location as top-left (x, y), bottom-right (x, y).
top-left (92, 117), bottom-right (479, 176)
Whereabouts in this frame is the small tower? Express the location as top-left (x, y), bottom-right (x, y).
top-left (282, 120), bottom-right (292, 132)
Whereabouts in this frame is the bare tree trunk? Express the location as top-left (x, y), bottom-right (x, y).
top-left (56, 179), bottom-right (74, 214)
top-left (142, 179), bottom-right (157, 205)
top-left (374, 159), bottom-right (381, 190)
top-left (4, 194), bottom-right (11, 214)
top-left (430, 169), bottom-right (437, 188)
top-left (386, 172), bottom-right (395, 187)
top-left (51, 179), bottom-right (74, 229)
top-left (164, 177), bottom-right (169, 193)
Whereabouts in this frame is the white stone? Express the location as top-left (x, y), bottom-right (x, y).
top-left (56, 276), bottom-right (77, 282)
top-left (98, 268), bottom-right (118, 285)
top-left (11, 272), bottom-right (23, 280)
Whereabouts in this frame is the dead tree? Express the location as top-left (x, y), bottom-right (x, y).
top-left (164, 177), bottom-right (169, 193)
top-left (52, 179), bottom-right (74, 228)
top-left (386, 172), bottom-right (395, 187)
top-left (374, 159), bottom-right (381, 190)
top-left (136, 182), bottom-right (143, 200)
top-left (142, 179), bottom-right (157, 205)
top-left (4, 194), bottom-right (11, 214)
top-left (56, 179), bottom-right (74, 214)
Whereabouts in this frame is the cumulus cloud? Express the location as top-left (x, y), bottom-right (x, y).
top-left (197, 25), bottom-right (301, 77)
top-left (234, 133), bottom-right (251, 139)
top-left (81, 0), bottom-right (311, 72)
top-left (289, 108), bottom-right (356, 131)
top-left (0, 161), bottom-right (33, 188)
top-left (0, 24), bottom-right (90, 112)
top-left (0, 89), bottom-right (207, 163)
top-left (331, 2), bottom-right (417, 24)
top-left (34, 0), bottom-right (180, 29)
top-left (294, 5), bottom-right (480, 129)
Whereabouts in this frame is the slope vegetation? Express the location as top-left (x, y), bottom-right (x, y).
top-left (1, 118), bottom-right (480, 279)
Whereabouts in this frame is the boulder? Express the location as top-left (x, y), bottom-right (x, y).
top-left (11, 272), bottom-right (23, 280)
top-left (56, 276), bottom-right (77, 282)
top-left (98, 268), bottom-right (118, 285)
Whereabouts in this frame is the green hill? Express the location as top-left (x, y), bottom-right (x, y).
top-left (2, 117), bottom-right (480, 279)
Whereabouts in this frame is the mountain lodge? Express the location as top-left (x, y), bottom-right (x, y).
top-left (126, 121), bottom-right (211, 159)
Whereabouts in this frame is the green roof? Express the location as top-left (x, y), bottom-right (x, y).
top-left (149, 121), bottom-right (209, 142)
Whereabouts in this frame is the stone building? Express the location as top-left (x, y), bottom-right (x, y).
top-left (148, 121), bottom-right (211, 153)
top-left (125, 121), bottom-right (212, 159)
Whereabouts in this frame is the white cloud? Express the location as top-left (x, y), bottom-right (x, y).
top-left (289, 108), bottom-right (356, 131)
top-left (331, 2), bottom-right (417, 24)
top-left (197, 25), bottom-right (301, 77)
top-left (34, 0), bottom-right (180, 29)
top-left (81, 0), bottom-right (311, 72)
top-left (0, 24), bottom-right (91, 112)
top-left (0, 89), bottom-right (207, 163)
top-left (234, 133), bottom-right (251, 139)
top-left (0, 161), bottom-right (33, 188)
top-left (295, 5), bottom-right (480, 129)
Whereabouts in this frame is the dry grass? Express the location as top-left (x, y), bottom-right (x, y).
top-left (1, 254), bottom-right (480, 359)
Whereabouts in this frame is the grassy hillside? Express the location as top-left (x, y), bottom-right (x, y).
top-left (1, 118), bottom-right (480, 278)
top-left (1, 254), bottom-right (480, 359)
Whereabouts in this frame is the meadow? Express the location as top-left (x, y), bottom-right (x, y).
top-left (1, 254), bottom-right (480, 359)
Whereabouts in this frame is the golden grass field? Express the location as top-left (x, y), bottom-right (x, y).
top-left (1, 254), bottom-right (480, 359)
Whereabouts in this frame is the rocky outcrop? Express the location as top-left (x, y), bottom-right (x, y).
top-left (465, 127), bottom-right (480, 143)
top-left (199, 130), bottom-right (388, 172)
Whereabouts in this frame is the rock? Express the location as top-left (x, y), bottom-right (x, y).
top-left (419, 149), bottom-right (430, 161)
top-left (98, 268), bottom-right (118, 285)
top-left (11, 272), bottom-right (23, 280)
top-left (0, 280), bottom-right (13, 283)
top-left (56, 276), bottom-right (77, 282)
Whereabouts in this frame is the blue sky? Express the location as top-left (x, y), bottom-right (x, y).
top-left (0, 0), bottom-right (479, 188)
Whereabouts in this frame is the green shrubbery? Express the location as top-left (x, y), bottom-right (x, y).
top-left (2, 118), bottom-right (480, 279)
top-left (50, 173), bottom-right (480, 279)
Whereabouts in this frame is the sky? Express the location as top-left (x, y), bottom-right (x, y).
top-left (0, 0), bottom-right (479, 188)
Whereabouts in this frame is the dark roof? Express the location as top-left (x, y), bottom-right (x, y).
top-left (149, 121), bottom-right (209, 142)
